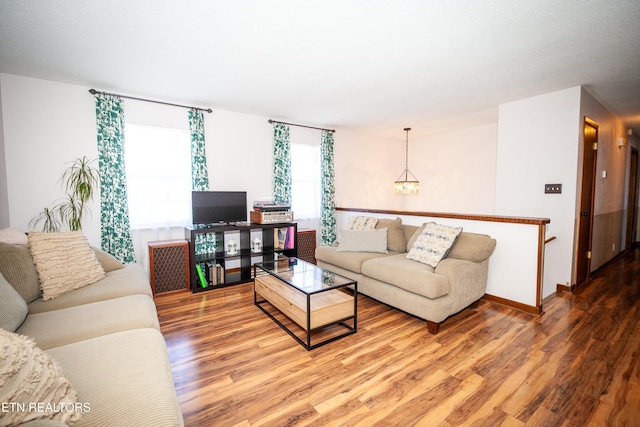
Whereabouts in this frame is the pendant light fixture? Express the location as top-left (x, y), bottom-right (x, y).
top-left (394, 127), bottom-right (420, 195)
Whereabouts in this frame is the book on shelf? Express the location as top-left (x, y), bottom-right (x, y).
top-left (207, 261), bottom-right (224, 285)
top-left (285, 226), bottom-right (295, 249)
top-left (275, 228), bottom-right (285, 249)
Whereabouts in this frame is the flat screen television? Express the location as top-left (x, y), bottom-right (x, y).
top-left (191, 191), bottom-right (247, 225)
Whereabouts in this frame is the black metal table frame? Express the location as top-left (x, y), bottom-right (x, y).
top-left (253, 262), bottom-right (357, 351)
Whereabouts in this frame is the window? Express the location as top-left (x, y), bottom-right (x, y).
top-left (125, 124), bottom-right (191, 228)
top-left (291, 142), bottom-right (321, 219)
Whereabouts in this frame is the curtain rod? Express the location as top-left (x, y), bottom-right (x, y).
top-left (268, 119), bottom-right (335, 133)
top-left (88, 89), bottom-right (213, 113)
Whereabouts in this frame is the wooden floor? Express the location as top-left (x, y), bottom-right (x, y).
top-left (154, 247), bottom-right (640, 427)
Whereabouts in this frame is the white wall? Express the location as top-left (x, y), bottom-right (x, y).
top-left (0, 73), bottom-right (280, 247)
top-left (404, 124), bottom-right (497, 214)
top-left (334, 124), bottom-right (498, 215)
top-left (333, 128), bottom-right (403, 211)
top-left (1, 73), bottom-right (100, 243)
top-left (495, 87), bottom-right (582, 299)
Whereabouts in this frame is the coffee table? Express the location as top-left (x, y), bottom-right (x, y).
top-left (254, 257), bottom-right (357, 350)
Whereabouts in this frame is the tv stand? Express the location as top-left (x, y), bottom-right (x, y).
top-left (185, 222), bottom-right (297, 292)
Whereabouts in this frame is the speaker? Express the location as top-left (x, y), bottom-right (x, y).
top-left (297, 229), bottom-right (316, 264)
top-left (148, 240), bottom-right (190, 295)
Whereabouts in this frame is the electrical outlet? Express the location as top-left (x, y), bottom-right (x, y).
top-left (545, 184), bottom-right (562, 194)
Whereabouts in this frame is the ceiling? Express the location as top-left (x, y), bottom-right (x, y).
top-left (1, 0), bottom-right (639, 139)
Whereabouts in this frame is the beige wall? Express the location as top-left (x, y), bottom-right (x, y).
top-left (580, 87), bottom-right (629, 270)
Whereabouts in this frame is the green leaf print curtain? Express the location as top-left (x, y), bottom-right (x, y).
top-left (189, 109), bottom-right (214, 255)
top-left (272, 123), bottom-right (292, 204)
top-left (95, 94), bottom-right (135, 263)
top-left (189, 109), bottom-right (210, 191)
top-left (321, 130), bottom-right (337, 246)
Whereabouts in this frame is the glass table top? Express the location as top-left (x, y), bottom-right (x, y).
top-left (255, 257), bottom-right (355, 294)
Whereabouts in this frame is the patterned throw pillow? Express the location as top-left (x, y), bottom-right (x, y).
top-left (0, 329), bottom-right (82, 426)
top-left (346, 216), bottom-right (378, 230)
top-left (406, 222), bottom-right (463, 267)
top-left (28, 231), bottom-right (106, 301)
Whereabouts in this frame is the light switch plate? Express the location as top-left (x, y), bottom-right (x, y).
top-left (545, 184), bottom-right (562, 194)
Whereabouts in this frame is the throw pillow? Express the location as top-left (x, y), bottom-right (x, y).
top-left (337, 228), bottom-right (388, 253)
top-left (92, 246), bottom-right (124, 272)
top-left (0, 242), bottom-right (42, 303)
top-left (376, 217), bottom-right (406, 252)
top-left (0, 228), bottom-right (28, 245)
top-left (0, 272), bottom-right (28, 332)
top-left (406, 222), bottom-right (463, 267)
top-left (28, 231), bottom-right (106, 301)
top-left (0, 329), bottom-right (82, 426)
top-left (345, 216), bottom-right (378, 230)
top-left (406, 223), bottom-right (426, 252)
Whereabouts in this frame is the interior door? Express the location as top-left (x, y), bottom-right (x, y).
top-left (576, 119), bottom-right (598, 285)
top-left (626, 148), bottom-right (638, 248)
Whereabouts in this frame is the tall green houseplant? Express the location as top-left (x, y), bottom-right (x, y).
top-left (30, 156), bottom-right (100, 232)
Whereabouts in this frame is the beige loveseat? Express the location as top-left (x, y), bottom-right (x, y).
top-left (0, 230), bottom-right (183, 427)
top-left (315, 217), bottom-right (496, 333)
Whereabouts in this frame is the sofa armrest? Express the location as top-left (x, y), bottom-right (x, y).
top-left (435, 258), bottom-right (489, 312)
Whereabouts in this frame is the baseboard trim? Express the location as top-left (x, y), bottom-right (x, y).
top-left (556, 283), bottom-right (577, 293)
top-left (483, 294), bottom-right (542, 315)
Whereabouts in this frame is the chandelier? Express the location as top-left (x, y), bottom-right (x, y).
top-left (394, 127), bottom-right (420, 195)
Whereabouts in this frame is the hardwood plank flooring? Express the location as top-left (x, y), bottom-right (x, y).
top-left (154, 248), bottom-right (640, 426)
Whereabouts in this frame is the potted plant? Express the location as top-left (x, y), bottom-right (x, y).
top-left (30, 156), bottom-right (100, 232)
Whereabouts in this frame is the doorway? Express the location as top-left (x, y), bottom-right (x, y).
top-left (576, 118), bottom-right (598, 286)
top-left (626, 147), bottom-right (638, 248)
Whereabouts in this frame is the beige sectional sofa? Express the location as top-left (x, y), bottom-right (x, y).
top-left (316, 217), bottom-right (496, 333)
top-left (0, 230), bottom-right (183, 427)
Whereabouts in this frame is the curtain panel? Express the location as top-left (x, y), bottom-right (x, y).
top-left (188, 109), bottom-right (214, 255)
top-left (320, 130), bottom-right (337, 246)
top-left (95, 95), bottom-right (136, 263)
top-left (189, 109), bottom-right (210, 191)
top-left (272, 123), bottom-right (292, 204)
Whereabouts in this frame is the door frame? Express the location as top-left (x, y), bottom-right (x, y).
top-left (575, 117), bottom-right (598, 286)
top-left (626, 147), bottom-right (638, 248)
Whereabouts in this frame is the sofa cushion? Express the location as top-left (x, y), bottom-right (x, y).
top-left (448, 232), bottom-right (497, 262)
top-left (28, 231), bottom-right (106, 301)
top-left (376, 217), bottom-right (406, 252)
top-left (316, 246), bottom-right (391, 274)
top-left (46, 329), bottom-right (184, 427)
top-left (92, 247), bottom-right (124, 272)
top-left (0, 227), bottom-right (28, 245)
top-left (27, 264), bottom-right (153, 314)
top-left (362, 254), bottom-right (450, 299)
top-left (0, 272), bottom-right (28, 332)
top-left (17, 295), bottom-right (160, 350)
top-left (0, 329), bottom-right (82, 426)
top-left (337, 228), bottom-right (388, 253)
top-left (0, 242), bottom-right (42, 303)
top-left (345, 215), bottom-right (378, 230)
top-left (406, 222), bottom-right (462, 267)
